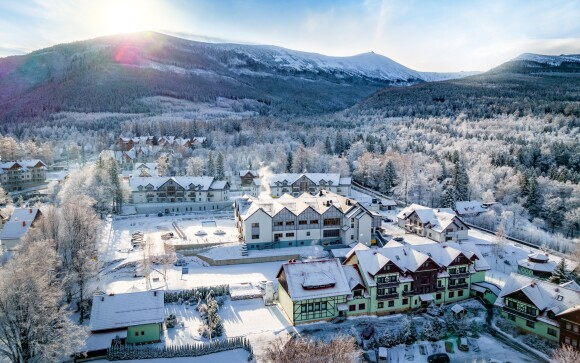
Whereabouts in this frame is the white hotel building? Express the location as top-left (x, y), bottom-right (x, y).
top-left (234, 190), bottom-right (380, 250)
top-left (251, 173), bottom-right (351, 198)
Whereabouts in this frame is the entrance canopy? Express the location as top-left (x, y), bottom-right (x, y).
top-left (419, 293), bottom-right (434, 302)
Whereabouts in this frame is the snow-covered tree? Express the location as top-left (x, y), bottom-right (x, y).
top-left (381, 159), bottom-right (398, 195)
top-left (441, 187), bottom-right (456, 209)
top-left (550, 258), bottom-right (571, 284)
top-left (185, 156), bottom-right (205, 176)
top-left (216, 152), bottom-right (225, 179)
top-left (0, 239), bottom-right (86, 362)
top-left (207, 151), bottom-right (215, 177)
top-left (157, 155), bottom-right (169, 176)
top-left (553, 344), bottom-right (580, 363)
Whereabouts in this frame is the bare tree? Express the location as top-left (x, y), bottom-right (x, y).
top-left (0, 239), bottom-right (86, 362)
top-left (160, 243), bottom-right (177, 285)
top-left (262, 334), bottom-right (360, 363)
top-left (553, 345), bottom-right (580, 363)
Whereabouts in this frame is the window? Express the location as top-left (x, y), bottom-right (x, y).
top-left (377, 276), bottom-right (386, 283)
top-left (526, 320), bottom-right (535, 328)
top-left (566, 322), bottom-right (572, 330)
top-left (402, 298), bottom-right (408, 305)
top-left (547, 328), bottom-right (557, 337)
top-left (437, 280), bottom-right (443, 287)
top-left (378, 302), bottom-right (384, 309)
top-left (306, 232), bottom-right (310, 236)
top-left (508, 300), bottom-right (517, 309)
top-left (321, 302), bottom-right (327, 310)
top-left (349, 305), bottom-right (356, 312)
top-left (354, 290), bottom-right (362, 297)
top-left (135, 331), bottom-right (139, 337)
top-left (403, 285), bottom-right (408, 292)
top-left (388, 300), bottom-right (395, 307)
top-left (274, 233), bottom-right (283, 240)
top-left (323, 229), bottom-right (340, 238)
top-left (310, 220), bottom-right (319, 224)
top-left (275, 221), bottom-right (284, 227)
top-left (573, 323), bottom-right (579, 333)
top-left (252, 234), bottom-right (259, 239)
top-left (251, 223), bottom-right (259, 228)
top-left (449, 292), bottom-right (455, 298)
top-left (358, 303), bottom-right (366, 310)
top-left (323, 218), bottom-right (341, 226)
top-left (314, 302), bottom-right (320, 311)
top-left (286, 232), bottom-right (295, 237)
top-left (449, 268), bottom-right (456, 274)
top-left (459, 278), bottom-right (466, 284)
top-left (299, 220), bottom-right (308, 225)
top-left (389, 275), bottom-right (398, 282)
top-left (459, 267), bottom-right (467, 273)
top-left (308, 304), bottom-right (313, 312)
top-left (436, 293), bottom-right (442, 300)
top-left (526, 306), bottom-right (537, 316)
top-left (377, 288), bottom-right (385, 296)
top-left (351, 235), bottom-right (354, 240)
top-left (388, 287), bottom-right (397, 294)
top-left (286, 221), bottom-right (295, 226)
top-left (508, 313), bottom-right (516, 321)
top-left (565, 337), bottom-right (571, 345)
top-left (458, 290), bottom-right (464, 297)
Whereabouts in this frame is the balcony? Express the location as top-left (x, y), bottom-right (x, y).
top-left (449, 271), bottom-right (470, 278)
top-left (447, 283), bottom-right (469, 291)
top-left (377, 280), bottom-right (400, 287)
top-left (503, 306), bottom-right (537, 321)
top-left (376, 293), bottom-right (399, 300)
top-left (402, 291), bottom-right (415, 297)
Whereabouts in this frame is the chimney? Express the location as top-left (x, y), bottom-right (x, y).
top-left (154, 291), bottom-right (157, 296)
top-left (22, 221), bottom-right (26, 227)
top-left (29, 208), bottom-right (32, 214)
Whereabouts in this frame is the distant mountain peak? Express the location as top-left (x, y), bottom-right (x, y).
top-left (512, 53), bottom-right (580, 66)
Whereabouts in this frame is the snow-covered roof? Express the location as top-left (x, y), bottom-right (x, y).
top-left (0, 160), bottom-right (46, 174)
top-left (277, 259), bottom-right (351, 301)
top-left (397, 204), bottom-right (465, 233)
top-left (352, 241), bottom-right (489, 287)
top-left (451, 304), bottom-right (465, 314)
top-left (210, 180), bottom-right (229, 189)
top-left (517, 253), bottom-right (577, 273)
top-left (89, 291), bottom-right (165, 331)
top-left (0, 208), bottom-right (40, 240)
top-left (129, 176), bottom-right (227, 191)
top-left (471, 281), bottom-right (502, 296)
top-left (239, 169), bottom-right (259, 177)
top-left (495, 273), bottom-right (580, 317)
top-left (455, 201), bottom-right (487, 215)
top-left (256, 173), bottom-right (351, 187)
top-left (235, 190), bottom-right (363, 221)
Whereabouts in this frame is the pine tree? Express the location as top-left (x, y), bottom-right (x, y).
top-left (207, 152), bottom-right (215, 177)
top-left (324, 137), bottom-right (332, 154)
top-left (550, 258), bottom-right (570, 284)
top-left (381, 160), bottom-right (398, 195)
top-left (524, 172), bottom-right (540, 217)
top-left (286, 152), bottom-right (293, 172)
top-left (109, 159), bottom-right (123, 214)
top-left (452, 156), bottom-right (469, 201)
top-left (441, 187), bottom-right (456, 209)
top-left (216, 153), bottom-right (225, 180)
top-left (335, 132), bottom-right (344, 155)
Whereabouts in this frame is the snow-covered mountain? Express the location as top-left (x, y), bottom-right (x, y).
top-left (0, 31), bottom-right (482, 121)
top-left (513, 53), bottom-right (580, 66)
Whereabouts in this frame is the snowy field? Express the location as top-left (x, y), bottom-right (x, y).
top-left (164, 298), bottom-right (293, 354)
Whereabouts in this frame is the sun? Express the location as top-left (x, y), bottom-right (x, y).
top-left (100, 0), bottom-right (156, 35)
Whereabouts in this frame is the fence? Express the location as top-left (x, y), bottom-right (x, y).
top-left (107, 336), bottom-right (253, 361)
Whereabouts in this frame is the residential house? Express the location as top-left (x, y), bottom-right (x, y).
top-left (455, 200), bottom-right (488, 217)
top-left (0, 208), bottom-right (42, 252)
top-left (251, 173), bottom-right (351, 197)
top-left (0, 160), bottom-right (47, 192)
top-left (234, 190), bottom-right (380, 250)
top-left (277, 241), bottom-right (490, 325)
top-left (129, 176), bottom-right (229, 214)
top-left (239, 170), bottom-right (260, 186)
top-left (89, 291), bottom-right (164, 345)
top-left (495, 273), bottom-right (580, 346)
top-left (277, 259), bottom-right (353, 325)
top-left (397, 204), bottom-right (469, 242)
top-left (133, 163), bottom-right (158, 177)
top-left (118, 136), bottom-right (155, 151)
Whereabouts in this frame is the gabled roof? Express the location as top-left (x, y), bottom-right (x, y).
top-left (257, 173), bottom-right (351, 187)
top-left (277, 259), bottom-right (351, 300)
top-left (89, 291), bottom-right (165, 331)
top-left (495, 273), bottom-right (580, 316)
top-left (397, 204), bottom-right (467, 232)
top-left (129, 176), bottom-right (226, 191)
top-left (0, 160), bottom-right (47, 174)
top-left (0, 208), bottom-right (41, 240)
top-left (455, 201), bottom-right (487, 215)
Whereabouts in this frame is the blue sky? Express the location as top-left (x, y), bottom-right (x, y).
top-left (1, 0), bottom-right (579, 71)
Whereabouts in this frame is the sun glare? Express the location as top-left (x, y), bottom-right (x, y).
top-left (100, 0), bottom-right (157, 35)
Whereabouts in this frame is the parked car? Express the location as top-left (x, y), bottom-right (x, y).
top-left (361, 324), bottom-right (375, 339)
top-left (427, 353), bottom-right (450, 363)
top-left (174, 258), bottom-right (188, 267)
top-left (457, 337), bottom-right (469, 351)
top-left (158, 212), bottom-right (163, 217)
